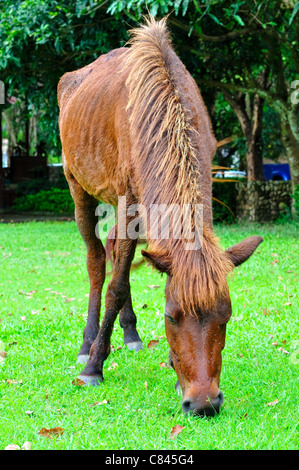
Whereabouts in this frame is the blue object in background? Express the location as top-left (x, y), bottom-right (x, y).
top-left (263, 164), bottom-right (291, 181)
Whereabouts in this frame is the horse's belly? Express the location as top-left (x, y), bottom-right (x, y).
top-left (64, 152), bottom-right (120, 206)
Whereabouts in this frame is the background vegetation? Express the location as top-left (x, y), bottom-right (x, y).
top-left (1, 0), bottom-right (298, 187)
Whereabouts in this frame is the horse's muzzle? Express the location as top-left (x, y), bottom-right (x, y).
top-left (182, 390), bottom-right (224, 417)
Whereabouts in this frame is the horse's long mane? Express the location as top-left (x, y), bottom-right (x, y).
top-left (124, 16), bottom-right (200, 208)
top-left (123, 16), bottom-right (233, 313)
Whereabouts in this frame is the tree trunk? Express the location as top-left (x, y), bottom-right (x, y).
top-left (280, 116), bottom-right (299, 192)
top-left (25, 94), bottom-right (30, 156)
top-left (246, 135), bottom-right (264, 180)
top-left (224, 91), bottom-right (265, 181)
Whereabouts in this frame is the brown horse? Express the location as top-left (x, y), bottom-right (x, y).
top-left (58, 17), bottom-right (263, 417)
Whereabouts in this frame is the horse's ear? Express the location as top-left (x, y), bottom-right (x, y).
top-left (141, 250), bottom-right (172, 275)
top-left (226, 236), bottom-right (263, 267)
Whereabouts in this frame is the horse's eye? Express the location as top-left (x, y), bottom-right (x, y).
top-left (165, 314), bottom-right (176, 324)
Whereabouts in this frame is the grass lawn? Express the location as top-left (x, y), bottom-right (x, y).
top-left (0, 220), bottom-right (298, 450)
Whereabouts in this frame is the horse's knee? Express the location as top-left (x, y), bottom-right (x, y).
top-left (106, 277), bottom-right (130, 311)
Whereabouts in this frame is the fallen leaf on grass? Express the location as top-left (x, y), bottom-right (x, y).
top-left (147, 284), bottom-right (160, 289)
top-left (89, 399), bottom-right (109, 407)
top-left (72, 378), bottom-right (85, 386)
top-left (4, 441), bottom-right (31, 450)
top-left (147, 339), bottom-right (159, 349)
top-left (159, 362), bottom-right (172, 369)
top-left (266, 399), bottom-right (279, 407)
top-left (278, 347), bottom-right (289, 354)
top-left (19, 290), bottom-right (37, 296)
top-left (6, 379), bottom-right (22, 385)
top-left (38, 427), bottom-right (64, 438)
top-left (21, 442), bottom-right (31, 450)
top-left (108, 362), bottom-right (118, 371)
top-left (169, 425), bottom-right (186, 439)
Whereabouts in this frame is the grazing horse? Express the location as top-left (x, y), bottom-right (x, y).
top-left (58, 17), bottom-right (263, 417)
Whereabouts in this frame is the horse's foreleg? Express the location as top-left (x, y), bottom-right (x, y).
top-left (65, 170), bottom-right (106, 364)
top-left (119, 291), bottom-right (143, 352)
top-left (108, 230), bottom-right (143, 352)
top-left (78, 233), bottom-right (137, 385)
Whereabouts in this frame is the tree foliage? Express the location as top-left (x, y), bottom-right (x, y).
top-left (0, 0), bottom-right (128, 154)
top-left (0, 1), bottom-right (298, 184)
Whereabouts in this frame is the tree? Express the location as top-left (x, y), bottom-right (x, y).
top-left (108, 0), bottom-right (299, 188)
top-left (0, 0), bottom-right (128, 157)
top-left (1, 0), bottom-right (298, 188)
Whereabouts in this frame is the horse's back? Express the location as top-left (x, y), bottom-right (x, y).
top-left (58, 48), bottom-right (130, 204)
top-left (58, 48), bottom-right (127, 111)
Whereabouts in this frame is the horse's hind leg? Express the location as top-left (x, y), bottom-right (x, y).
top-left (65, 169), bottom-right (106, 364)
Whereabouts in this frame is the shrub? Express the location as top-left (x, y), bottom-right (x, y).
top-left (212, 182), bottom-right (238, 224)
top-left (13, 188), bottom-right (75, 213)
top-left (15, 175), bottom-right (69, 197)
top-left (291, 184), bottom-right (299, 217)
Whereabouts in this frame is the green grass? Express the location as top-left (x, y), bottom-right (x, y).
top-left (0, 220), bottom-right (298, 450)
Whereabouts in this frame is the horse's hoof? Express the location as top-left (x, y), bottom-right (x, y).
top-left (76, 354), bottom-right (90, 364)
top-left (175, 380), bottom-right (182, 396)
top-left (77, 374), bottom-right (103, 386)
top-left (126, 341), bottom-right (143, 352)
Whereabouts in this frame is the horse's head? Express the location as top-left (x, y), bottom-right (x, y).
top-left (142, 236), bottom-right (263, 417)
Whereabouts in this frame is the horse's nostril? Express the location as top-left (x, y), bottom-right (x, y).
top-left (182, 398), bottom-right (192, 413)
top-left (182, 390), bottom-right (224, 417)
top-left (208, 390), bottom-right (224, 413)
top-left (216, 390), bottom-right (224, 408)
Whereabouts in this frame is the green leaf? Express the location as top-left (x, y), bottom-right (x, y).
top-left (174, 0), bottom-right (182, 15)
top-left (289, 1), bottom-right (299, 25)
top-left (234, 14), bottom-right (245, 26)
top-left (208, 13), bottom-right (225, 27)
top-left (182, 0), bottom-right (190, 16)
